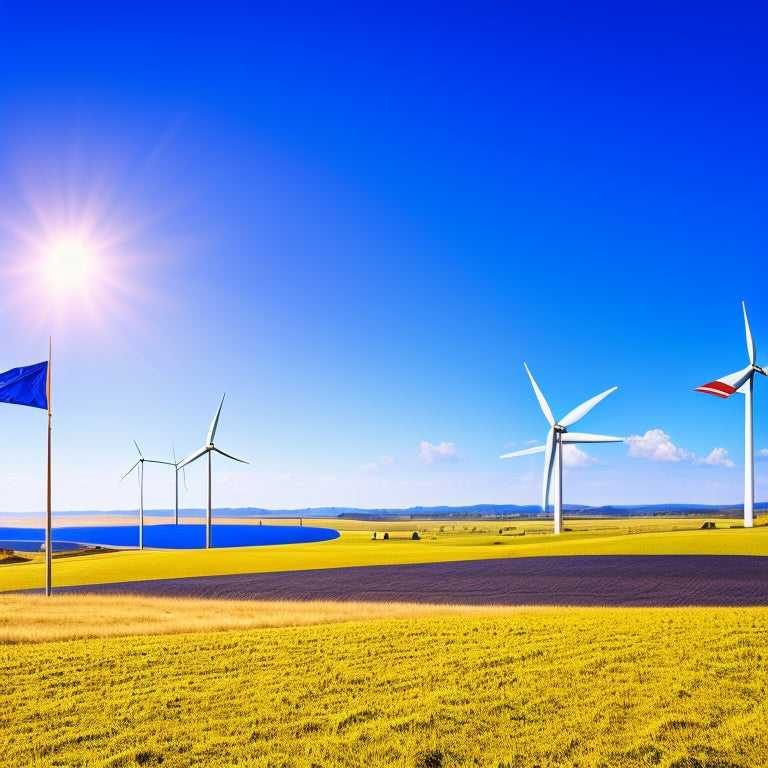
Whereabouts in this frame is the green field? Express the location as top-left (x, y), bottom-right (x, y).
top-left (3, 517), bottom-right (767, 593)
top-left (1, 604), bottom-right (764, 768)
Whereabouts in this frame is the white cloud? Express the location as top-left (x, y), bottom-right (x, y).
top-left (562, 444), bottom-right (596, 468)
top-left (694, 447), bottom-right (735, 468)
top-left (361, 455), bottom-right (395, 472)
top-left (523, 439), bottom-right (539, 446)
top-left (626, 429), bottom-right (735, 468)
top-left (413, 441), bottom-right (465, 465)
top-left (625, 429), bottom-right (693, 462)
top-left (757, 449), bottom-right (768, 458)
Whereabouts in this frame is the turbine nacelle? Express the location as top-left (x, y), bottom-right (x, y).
top-left (696, 303), bottom-right (765, 399)
top-left (118, 440), bottom-right (176, 550)
top-left (119, 440), bottom-right (175, 482)
top-left (695, 301), bottom-right (763, 528)
top-left (500, 363), bottom-right (621, 524)
top-left (177, 393), bottom-right (249, 549)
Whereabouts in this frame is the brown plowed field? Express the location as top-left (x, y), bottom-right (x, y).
top-left (55, 555), bottom-right (767, 606)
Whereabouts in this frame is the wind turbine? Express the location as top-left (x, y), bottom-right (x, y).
top-left (171, 446), bottom-right (188, 525)
top-left (500, 363), bottom-right (623, 534)
top-left (177, 393), bottom-right (249, 548)
top-left (120, 440), bottom-right (175, 550)
top-left (695, 301), bottom-right (766, 528)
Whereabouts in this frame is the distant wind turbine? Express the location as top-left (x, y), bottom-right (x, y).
top-left (500, 363), bottom-right (623, 534)
top-left (120, 440), bottom-right (175, 550)
top-left (172, 445), bottom-right (188, 525)
top-left (177, 393), bottom-right (249, 548)
top-left (695, 301), bottom-right (766, 528)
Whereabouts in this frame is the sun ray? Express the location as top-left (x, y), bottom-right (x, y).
top-left (0, 133), bottom-right (184, 347)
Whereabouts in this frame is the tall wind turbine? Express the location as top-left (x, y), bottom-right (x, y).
top-left (177, 393), bottom-right (249, 548)
top-left (500, 363), bottom-right (623, 534)
top-left (695, 301), bottom-right (766, 528)
top-left (120, 440), bottom-right (175, 550)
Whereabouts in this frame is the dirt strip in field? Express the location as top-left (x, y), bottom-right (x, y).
top-left (45, 555), bottom-right (768, 606)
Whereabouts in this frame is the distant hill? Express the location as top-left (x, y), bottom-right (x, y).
top-left (26, 502), bottom-right (768, 521)
top-left (108, 502), bottom-right (768, 520)
top-left (330, 503), bottom-right (768, 520)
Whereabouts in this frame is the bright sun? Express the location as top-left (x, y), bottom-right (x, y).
top-left (46, 239), bottom-right (94, 293)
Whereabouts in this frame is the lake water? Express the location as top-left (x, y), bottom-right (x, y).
top-left (0, 524), bottom-right (339, 551)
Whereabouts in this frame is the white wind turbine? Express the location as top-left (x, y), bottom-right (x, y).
top-left (171, 446), bottom-right (188, 525)
top-left (500, 363), bottom-right (623, 534)
top-left (695, 301), bottom-right (766, 528)
top-left (120, 440), bottom-right (176, 550)
top-left (177, 393), bottom-right (249, 548)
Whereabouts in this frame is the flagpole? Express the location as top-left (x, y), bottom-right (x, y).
top-left (46, 337), bottom-right (52, 597)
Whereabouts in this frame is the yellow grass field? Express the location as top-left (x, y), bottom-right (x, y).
top-left (2, 517), bottom-right (767, 593)
top-left (0, 601), bottom-right (764, 768)
top-left (2, 519), bottom-right (766, 767)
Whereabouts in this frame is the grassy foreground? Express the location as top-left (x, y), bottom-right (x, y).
top-left (0, 593), bottom-right (527, 644)
top-left (3, 518), bottom-right (767, 593)
top-left (1, 604), bottom-right (764, 768)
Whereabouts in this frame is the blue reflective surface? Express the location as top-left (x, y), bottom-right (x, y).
top-left (0, 524), bottom-right (339, 551)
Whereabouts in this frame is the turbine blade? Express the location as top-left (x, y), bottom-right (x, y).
top-left (559, 386), bottom-right (617, 428)
top-left (212, 447), bottom-right (249, 464)
top-left (542, 427), bottom-right (555, 512)
top-left (173, 445), bottom-right (187, 488)
top-left (743, 301), bottom-right (756, 365)
top-left (562, 432), bottom-right (624, 443)
top-left (523, 363), bottom-right (555, 427)
top-left (207, 393), bottom-right (226, 445)
top-left (177, 446), bottom-right (210, 469)
top-left (500, 445), bottom-right (547, 459)
top-left (119, 461), bottom-right (140, 483)
top-left (133, 439), bottom-right (142, 457)
top-left (695, 364), bottom-right (754, 398)
top-left (143, 459), bottom-right (176, 466)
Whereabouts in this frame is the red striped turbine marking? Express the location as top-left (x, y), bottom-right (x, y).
top-left (695, 381), bottom-right (737, 398)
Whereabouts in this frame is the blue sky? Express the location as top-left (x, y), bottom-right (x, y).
top-left (0, 1), bottom-right (766, 513)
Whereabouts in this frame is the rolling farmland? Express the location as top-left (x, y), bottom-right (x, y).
top-left (3, 517), bottom-right (766, 594)
top-left (2, 518), bottom-right (766, 767)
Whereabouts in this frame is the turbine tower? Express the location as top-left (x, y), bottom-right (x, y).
top-left (120, 440), bottom-right (175, 550)
top-left (695, 301), bottom-right (766, 528)
top-left (177, 393), bottom-right (249, 548)
top-left (500, 363), bottom-right (623, 534)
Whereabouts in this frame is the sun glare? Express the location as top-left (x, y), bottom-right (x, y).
top-left (47, 239), bottom-right (94, 293)
top-left (0, 136), bottom-right (181, 341)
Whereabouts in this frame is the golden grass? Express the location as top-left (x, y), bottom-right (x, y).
top-left (1, 605), bottom-right (764, 767)
top-left (0, 593), bottom-right (531, 644)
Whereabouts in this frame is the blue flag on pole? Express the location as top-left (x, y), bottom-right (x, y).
top-left (0, 361), bottom-right (48, 410)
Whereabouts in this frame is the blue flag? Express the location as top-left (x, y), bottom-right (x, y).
top-left (0, 361), bottom-right (48, 410)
